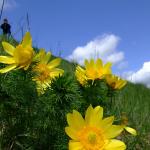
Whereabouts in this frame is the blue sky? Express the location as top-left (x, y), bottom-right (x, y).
top-left (1, 0), bottom-right (150, 86)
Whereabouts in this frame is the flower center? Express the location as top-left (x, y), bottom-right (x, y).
top-left (86, 69), bottom-right (99, 80)
top-left (78, 126), bottom-right (106, 150)
top-left (14, 45), bottom-right (34, 66)
top-left (34, 64), bottom-right (50, 82)
top-left (88, 132), bottom-right (97, 145)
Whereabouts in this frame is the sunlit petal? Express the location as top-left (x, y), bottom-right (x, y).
top-left (105, 139), bottom-right (126, 150)
top-left (0, 56), bottom-right (15, 64)
top-left (2, 42), bottom-right (15, 56)
top-left (22, 32), bottom-right (32, 47)
top-left (0, 64), bottom-right (17, 73)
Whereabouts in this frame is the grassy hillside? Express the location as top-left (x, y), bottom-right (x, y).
top-left (0, 35), bottom-right (150, 149)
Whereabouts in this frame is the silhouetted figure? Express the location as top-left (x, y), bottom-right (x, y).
top-left (1, 18), bottom-right (11, 36)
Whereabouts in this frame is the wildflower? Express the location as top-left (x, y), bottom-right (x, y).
top-left (65, 105), bottom-right (126, 150)
top-left (105, 74), bottom-right (127, 90)
top-left (32, 49), bottom-right (64, 94)
top-left (75, 58), bottom-right (112, 85)
top-left (0, 32), bottom-right (34, 73)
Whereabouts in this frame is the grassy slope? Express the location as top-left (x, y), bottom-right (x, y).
top-left (0, 35), bottom-right (150, 149)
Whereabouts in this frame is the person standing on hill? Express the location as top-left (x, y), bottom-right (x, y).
top-left (1, 18), bottom-right (11, 36)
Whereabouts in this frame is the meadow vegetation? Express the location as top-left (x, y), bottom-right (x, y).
top-left (0, 34), bottom-right (150, 150)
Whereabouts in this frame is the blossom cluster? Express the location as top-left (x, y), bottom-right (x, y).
top-left (0, 32), bottom-right (64, 94)
top-left (75, 59), bottom-right (127, 90)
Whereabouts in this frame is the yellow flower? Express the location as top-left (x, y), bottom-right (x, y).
top-left (32, 49), bottom-right (64, 94)
top-left (105, 75), bottom-right (127, 90)
top-left (0, 32), bottom-right (34, 73)
top-left (75, 58), bottom-right (112, 85)
top-left (65, 105), bottom-right (126, 150)
top-left (85, 59), bottom-right (112, 80)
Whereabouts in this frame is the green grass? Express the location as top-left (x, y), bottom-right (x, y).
top-left (112, 83), bottom-right (150, 149)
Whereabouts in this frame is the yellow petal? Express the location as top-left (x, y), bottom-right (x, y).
top-left (96, 58), bottom-right (103, 70)
top-left (85, 105), bottom-right (103, 127)
top-left (67, 110), bottom-right (85, 131)
top-left (94, 105), bottom-right (103, 118)
top-left (0, 56), bottom-right (15, 64)
top-left (89, 59), bottom-right (95, 68)
top-left (119, 81), bottom-right (127, 89)
top-left (73, 110), bottom-right (85, 127)
top-left (0, 64), bottom-right (17, 73)
top-left (76, 66), bottom-right (86, 77)
top-left (85, 105), bottom-right (93, 124)
top-left (104, 139), bottom-right (126, 150)
top-left (48, 58), bottom-right (61, 69)
top-left (69, 141), bottom-right (83, 150)
top-left (49, 68), bottom-right (64, 77)
top-left (75, 66), bottom-right (87, 85)
top-left (124, 127), bottom-right (137, 136)
top-left (22, 32), bottom-right (32, 47)
top-left (41, 52), bottom-right (51, 64)
top-left (105, 125), bottom-right (124, 139)
top-left (65, 127), bottom-right (78, 140)
top-left (2, 42), bottom-right (15, 56)
top-left (105, 75), bottom-right (113, 85)
top-left (92, 106), bottom-right (103, 126)
top-left (77, 66), bottom-right (85, 73)
top-left (100, 116), bottom-right (114, 131)
top-left (33, 49), bottom-right (45, 62)
top-left (103, 62), bottom-right (112, 74)
top-left (115, 80), bottom-right (122, 89)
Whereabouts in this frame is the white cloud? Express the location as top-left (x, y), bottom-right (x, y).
top-left (124, 61), bottom-right (150, 88)
top-left (0, 0), bottom-right (17, 10)
top-left (106, 52), bottom-right (124, 64)
top-left (67, 34), bottom-right (125, 66)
